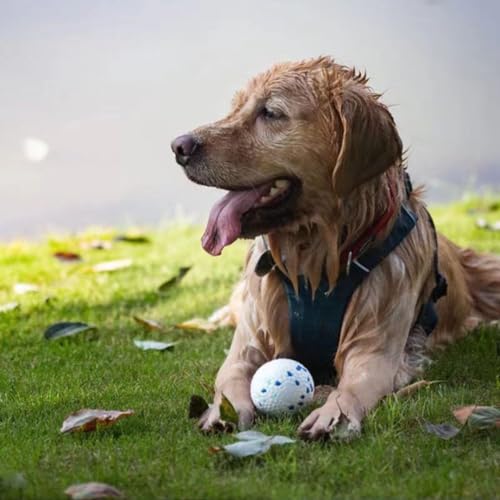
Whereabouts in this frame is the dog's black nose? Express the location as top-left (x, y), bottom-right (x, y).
top-left (171, 134), bottom-right (199, 166)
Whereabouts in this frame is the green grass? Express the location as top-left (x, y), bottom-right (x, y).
top-left (0, 200), bottom-right (499, 500)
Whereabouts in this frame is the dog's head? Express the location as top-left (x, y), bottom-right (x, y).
top-left (171, 57), bottom-right (402, 255)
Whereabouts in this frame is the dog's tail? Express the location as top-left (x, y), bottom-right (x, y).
top-left (460, 247), bottom-right (500, 321)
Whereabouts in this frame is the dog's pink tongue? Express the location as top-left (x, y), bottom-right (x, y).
top-left (202, 187), bottom-right (268, 255)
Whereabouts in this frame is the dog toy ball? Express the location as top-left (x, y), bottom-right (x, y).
top-left (250, 359), bottom-right (315, 415)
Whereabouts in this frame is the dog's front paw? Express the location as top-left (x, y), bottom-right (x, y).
top-left (198, 403), bottom-right (255, 433)
top-left (298, 390), bottom-right (362, 441)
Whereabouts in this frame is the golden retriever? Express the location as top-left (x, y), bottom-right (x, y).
top-left (171, 57), bottom-right (500, 440)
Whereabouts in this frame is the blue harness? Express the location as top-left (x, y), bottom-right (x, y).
top-left (256, 184), bottom-right (447, 383)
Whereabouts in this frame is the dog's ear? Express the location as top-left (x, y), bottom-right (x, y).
top-left (331, 83), bottom-right (402, 196)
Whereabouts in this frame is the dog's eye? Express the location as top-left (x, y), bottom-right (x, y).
top-left (260, 106), bottom-right (285, 120)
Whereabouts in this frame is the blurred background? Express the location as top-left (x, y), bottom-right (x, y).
top-left (1, 0), bottom-right (499, 240)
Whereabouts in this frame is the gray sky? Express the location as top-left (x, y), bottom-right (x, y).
top-left (1, 0), bottom-right (499, 239)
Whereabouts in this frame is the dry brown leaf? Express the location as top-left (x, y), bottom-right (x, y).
top-left (54, 251), bottom-right (82, 262)
top-left (60, 409), bottom-right (134, 433)
top-left (175, 318), bottom-right (217, 333)
top-left (453, 405), bottom-right (500, 428)
top-left (453, 405), bottom-right (479, 425)
top-left (395, 380), bottom-right (439, 398)
top-left (208, 305), bottom-right (233, 327)
top-left (133, 316), bottom-right (165, 331)
top-left (65, 482), bottom-right (124, 499)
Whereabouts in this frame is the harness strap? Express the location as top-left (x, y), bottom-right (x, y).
top-left (279, 204), bottom-right (418, 382)
top-left (415, 208), bottom-right (448, 334)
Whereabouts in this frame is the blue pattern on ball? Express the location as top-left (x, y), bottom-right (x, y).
top-left (275, 380), bottom-right (281, 386)
top-left (261, 388), bottom-right (267, 393)
top-left (287, 371), bottom-right (293, 376)
top-left (295, 380), bottom-right (300, 386)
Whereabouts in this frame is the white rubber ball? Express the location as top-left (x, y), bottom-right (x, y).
top-left (250, 359), bottom-right (315, 416)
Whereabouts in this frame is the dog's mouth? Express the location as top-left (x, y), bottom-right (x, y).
top-left (202, 177), bottom-right (300, 255)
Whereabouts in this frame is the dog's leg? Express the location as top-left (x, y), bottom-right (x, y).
top-left (298, 354), bottom-right (396, 440)
top-left (198, 326), bottom-right (266, 432)
top-left (298, 279), bottom-right (419, 441)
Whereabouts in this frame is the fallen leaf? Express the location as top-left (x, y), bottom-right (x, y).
top-left (188, 395), bottom-right (209, 419)
top-left (13, 283), bottom-right (39, 295)
top-left (235, 430), bottom-right (269, 441)
top-left (133, 339), bottom-right (177, 351)
top-left (65, 482), bottom-right (124, 499)
top-left (133, 316), bottom-right (165, 331)
top-left (60, 409), bottom-right (134, 433)
top-left (54, 251), bottom-right (82, 262)
top-left (80, 240), bottom-right (113, 251)
top-left (268, 435), bottom-right (296, 445)
top-left (476, 218), bottom-right (500, 232)
top-left (423, 421), bottom-right (460, 440)
top-left (208, 446), bottom-right (223, 454)
top-left (476, 218), bottom-right (488, 229)
top-left (44, 322), bottom-right (97, 340)
top-left (488, 201), bottom-right (500, 211)
top-left (223, 438), bottom-right (273, 457)
top-left (175, 318), bottom-right (217, 333)
top-left (92, 259), bottom-right (132, 273)
top-left (453, 405), bottom-right (478, 425)
top-left (158, 266), bottom-right (191, 293)
top-left (216, 431), bottom-right (296, 458)
top-left (395, 380), bottom-right (440, 398)
top-left (208, 305), bottom-right (233, 327)
top-left (0, 302), bottom-right (19, 313)
top-left (114, 234), bottom-right (150, 244)
top-left (453, 405), bottom-right (500, 429)
top-left (220, 394), bottom-right (239, 425)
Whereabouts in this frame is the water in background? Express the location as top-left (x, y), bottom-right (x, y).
top-left (1, 0), bottom-right (499, 240)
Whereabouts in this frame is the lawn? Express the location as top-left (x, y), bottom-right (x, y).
top-left (0, 199), bottom-right (499, 500)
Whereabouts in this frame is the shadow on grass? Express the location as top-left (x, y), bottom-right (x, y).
top-left (427, 325), bottom-right (500, 384)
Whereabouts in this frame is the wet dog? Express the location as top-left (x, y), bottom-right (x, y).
top-left (172, 57), bottom-right (500, 439)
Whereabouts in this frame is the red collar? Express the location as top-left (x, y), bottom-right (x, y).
top-left (340, 183), bottom-right (398, 269)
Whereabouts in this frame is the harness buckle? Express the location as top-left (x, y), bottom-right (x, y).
top-left (346, 251), bottom-right (353, 275)
top-left (353, 259), bottom-right (370, 274)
